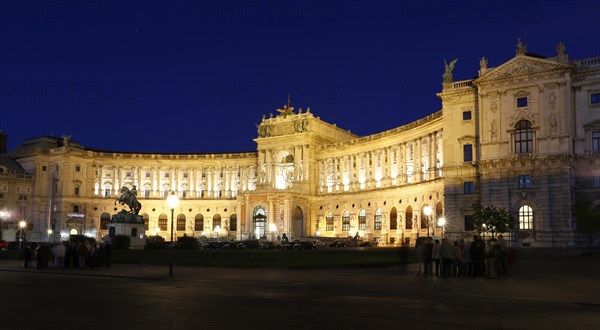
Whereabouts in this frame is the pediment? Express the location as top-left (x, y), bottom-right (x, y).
top-left (477, 56), bottom-right (570, 82)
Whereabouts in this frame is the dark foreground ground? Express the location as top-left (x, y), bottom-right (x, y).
top-left (0, 248), bottom-right (598, 330)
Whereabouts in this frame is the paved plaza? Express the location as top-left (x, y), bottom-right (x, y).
top-left (0, 248), bottom-right (598, 330)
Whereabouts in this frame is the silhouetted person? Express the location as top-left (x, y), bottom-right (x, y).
top-left (23, 244), bottom-right (32, 268)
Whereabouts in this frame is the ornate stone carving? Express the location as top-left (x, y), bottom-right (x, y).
top-left (481, 57), bottom-right (565, 81)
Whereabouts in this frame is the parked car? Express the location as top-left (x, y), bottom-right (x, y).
top-left (328, 240), bottom-right (346, 248)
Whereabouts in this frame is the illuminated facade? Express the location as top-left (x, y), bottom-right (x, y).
top-left (1, 43), bottom-right (599, 247)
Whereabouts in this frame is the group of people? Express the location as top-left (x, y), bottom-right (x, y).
top-left (416, 234), bottom-right (510, 278)
top-left (23, 238), bottom-right (112, 271)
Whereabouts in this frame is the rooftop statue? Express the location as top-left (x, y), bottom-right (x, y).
top-left (276, 95), bottom-right (295, 118)
top-left (443, 58), bottom-right (458, 83)
top-left (115, 186), bottom-right (142, 215)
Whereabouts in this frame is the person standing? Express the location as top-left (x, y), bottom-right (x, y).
top-left (440, 238), bottom-right (454, 278)
top-left (432, 239), bottom-right (441, 277)
top-left (423, 238), bottom-right (434, 276)
top-left (23, 243), bottom-right (32, 268)
top-left (52, 241), bottom-right (66, 268)
top-left (497, 234), bottom-right (509, 275)
top-left (470, 235), bottom-right (485, 277)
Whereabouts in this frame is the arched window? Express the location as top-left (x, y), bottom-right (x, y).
top-left (358, 209), bottom-right (366, 230)
top-left (374, 208), bottom-right (382, 230)
top-left (142, 213), bottom-right (149, 229)
top-left (158, 214), bottom-right (168, 231)
top-left (390, 207), bottom-right (397, 230)
top-left (194, 214), bottom-right (204, 231)
top-left (253, 206), bottom-right (267, 239)
top-left (100, 213), bottom-right (111, 230)
top-left (177, 214), bottom-right (186, 231)
top-left (326, 212), bottom-right (334, 231)
top-left (515, 120), bottom-right (533, 154)
top-left (213, 214), bottom-right (222, 230)
top-left (519, 205), bottom-right (534, 230)
top-left (229, 214), bottom-right (237, 231)
top-left (405, 206), bottom-right (413, 229)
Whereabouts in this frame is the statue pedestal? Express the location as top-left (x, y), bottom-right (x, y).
top-left (108, 211), bottom-right (146, 249)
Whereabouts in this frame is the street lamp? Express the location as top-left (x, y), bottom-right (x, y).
top-left (438, 217), bottom-right (446, 238)
top-left (423, 205), bottom-right (433, 237)
top-left (269, 223), bottom-right (276, 242)
top-left (19, 220), bottom-right (26, 250)
top-left (166, 191), bottom-right (179, 277)
top-left (47, 229), bottom-right (53, 243)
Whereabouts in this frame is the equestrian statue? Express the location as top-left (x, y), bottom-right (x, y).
top-left (115, 186), bottom-right (142, 215)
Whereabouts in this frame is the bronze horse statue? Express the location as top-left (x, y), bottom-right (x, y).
top-left (115, 186), bottom-right (142, 215)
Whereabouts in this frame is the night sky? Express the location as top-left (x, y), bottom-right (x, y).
top-left (1, 0), bottom-right (599, 153)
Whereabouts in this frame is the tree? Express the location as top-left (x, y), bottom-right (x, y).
top-left (472, 203), bottom-right (515, 237)
top-left (572, 200), bottom-right (600, 249)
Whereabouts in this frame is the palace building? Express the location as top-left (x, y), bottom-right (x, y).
top-left (1, 42), bottom-right (599, 247)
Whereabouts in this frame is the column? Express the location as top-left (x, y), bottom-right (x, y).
top-left (431, 132), bottom-right (438, 177)
top-left (113, 166), bottom-right (118, 195)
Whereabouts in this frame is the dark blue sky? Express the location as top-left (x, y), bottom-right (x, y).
top-left (1, 0), bottom-right (599, 153)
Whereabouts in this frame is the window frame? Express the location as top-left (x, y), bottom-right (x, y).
top-left (464, 181), bottom-right (474, 194)
top-left (518, 175), bottom-right (531, 189)
top-left (518, 205), bottom-right (534, 230)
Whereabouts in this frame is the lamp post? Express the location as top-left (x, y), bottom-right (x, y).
top-left (423, 206), bottom-right (432, 237)
top-left (19, 220), bottom-right (26, 250)
top-left (438, 217), bottom-right (446, 238)
top-left (166, 191), bottom-right (179, 277)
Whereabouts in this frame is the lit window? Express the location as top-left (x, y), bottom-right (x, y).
top-left (463, 144), bottom-right (473, 162)
top-left (519, 205), bottom-right (534, 230)
top-left (374, 209), bottom-right (382, 230)
top-left (158, 215), bottom-right (168, 231)
top-left (358, 209), bottom-right (366, 230)
top-left (591, 93), bottom-right (600, 104)
top-left (518, 175), bottom-right (531, 189)
top-left (464, 182), bottom-right (474, 194)
top-left (341, 211), bottom-right (349, 231)
top-left (463, 111), bottom-right (472, 120)
top-left (326, 212), bottom-right (334, 231)
top-left (515, 120), bottom-right (533, 154)
top-left (177, 214), bottom-right (186, 231)
top-left (517, 97), bottom-right (528, 108)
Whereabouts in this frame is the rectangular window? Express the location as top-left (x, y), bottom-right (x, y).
top-left (18, 194), bottom-right (27, 201)
top-left (146, 172), bottom-right (151, 178)
top-left (462, 111), bottom-right (472, 120)
top-left (591, 93), bottom-right (600, 104)
top-left (177, 219), bottom-right (185, 231)
top-left (464, 182), bottom-right (474, 194)
top-left (341, 214), bottom-right (349, 231)
top-left (374, 214), bottom-right (382, 230)
top-left (593, 131), bottom-right (600, 153)
top-left (144, 190), bottom-right (150, 198)
top-left (594, 175), bottom-right (600, 188)
top-left (464, 215), bottom-right (474, 231)
top-left (163, 190), bottom-right (169, 198)
top-left (358, 215), bottom-right (366, 231)
top-left (517, 97), bottom-right (528, 108)
top-left (75, 165), bottom-right (80, 172)
top-left (159, 218), bottom-right (167, 231)
top-left (126, 172), bottom-right (132, 178)
top-left (518, 175), bottom-right (531, 189)
top-left (104, 189), bottom-right (111, 197)
top-left (463, 144), bottom-right (473, 162)
top-left (131, 227), bottom-right (137, 237)
top-left (42, 166), bottom-right (47, 171)
top-left (183, 173), bottom-right (188, 178)
top-left (73, 205), bottom-right (79, 213)
top-left (74, 186), bottom-right (80, 195)
top-left (164, 173), bottom-right (170, 178)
